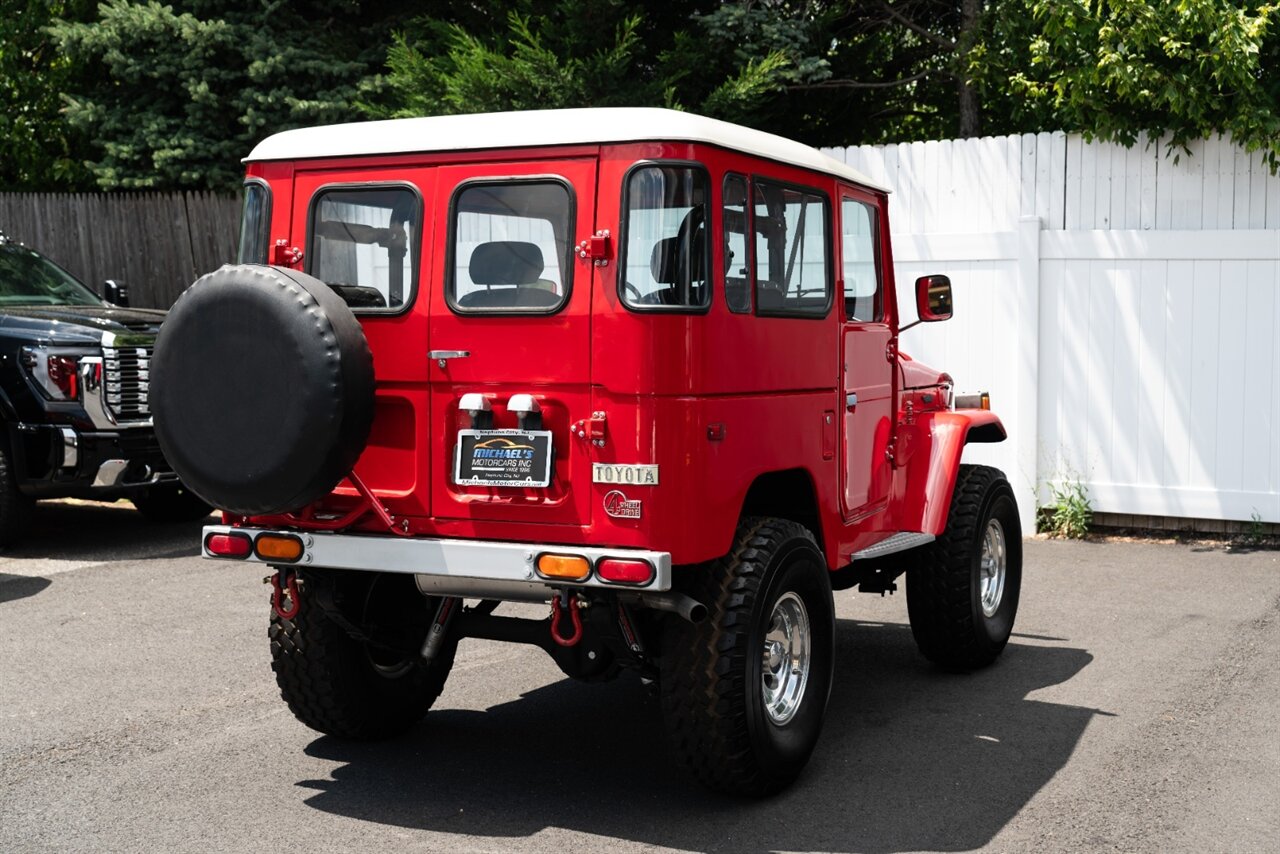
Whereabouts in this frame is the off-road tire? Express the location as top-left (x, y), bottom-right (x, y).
top-left (660, 517), bottom-right (835, 796)
top-left (269, 569), bottom-right (455, 740)
top-left (907, 464), bottom-right (1022, 670)
top-left (0, 439), bottom-right (34, 549)
top-left (131, 483), bottom-right (213, 523)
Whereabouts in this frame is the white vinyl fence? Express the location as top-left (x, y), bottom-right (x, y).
top-left (822, 133), bottom-right (1280, 530)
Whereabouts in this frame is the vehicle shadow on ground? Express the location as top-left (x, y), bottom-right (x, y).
top-left (0, 573), bottom-right (51, 604)
top-left (2, 501), bottom-right (210, 562)
top-left (297, 619), bottom-right (1100, 853)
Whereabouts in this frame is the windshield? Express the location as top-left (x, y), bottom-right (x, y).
top-left (0, 243), bottom-right (101, 307)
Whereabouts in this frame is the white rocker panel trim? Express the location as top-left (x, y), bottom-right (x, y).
top-left (850, 532), bottom-right (935, 561)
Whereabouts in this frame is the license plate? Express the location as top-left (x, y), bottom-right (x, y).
top-left (454, 430), bottom-right (554, 488)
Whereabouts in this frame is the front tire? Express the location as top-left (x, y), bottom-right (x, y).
top-left (907, 464), bottom-right (1022, 670)
top-left (0, 439), bottom-right (34, 548)
top-left (269, 569), bottom-right (455, 740)
top-left (660, 517), bottom-right (835, 796)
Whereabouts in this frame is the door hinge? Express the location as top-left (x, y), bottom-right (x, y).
top-left (273, 239), bottom-right (303, 268)
top-left (577, 230), bottom-right (612, 267)
top-left (572, 411), bottom-right (607, 447)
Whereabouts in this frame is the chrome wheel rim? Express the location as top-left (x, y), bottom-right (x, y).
top-left (761, 591), bottom-right (811, 725)
top-left (979, 518), bottom-right (1007, 618)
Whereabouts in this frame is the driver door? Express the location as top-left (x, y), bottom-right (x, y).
top-left (840, 192), bottom-right (894, 523)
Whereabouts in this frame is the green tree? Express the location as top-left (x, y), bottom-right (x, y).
top-left (50, 1), bottom-right (407, 190)
top-left (0, 1), bottom-right (94, 190)
top-left (373, 1), bottom-right (1002, 146)
top-left (373, 1), bottom-right (830, 131)
top-left (976, 0), bottom-right (1280, 161)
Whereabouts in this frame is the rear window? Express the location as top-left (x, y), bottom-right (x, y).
top-left (753, 181), bottom-right (831, 318)
top-left (620, 164), bottom-right (711, 311)
top-left (309, 186), bottom-right (419, 312)
top-left (449, 181), bottom-right (573, 314)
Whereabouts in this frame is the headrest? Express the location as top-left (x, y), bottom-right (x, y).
top-left (650, 236), bottom-right (705, 285)
top-left (469, 241), bottom-right (544, 285)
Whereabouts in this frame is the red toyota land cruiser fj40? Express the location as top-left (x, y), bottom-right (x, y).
top-left (151, 108), bottom-right (1020, 795)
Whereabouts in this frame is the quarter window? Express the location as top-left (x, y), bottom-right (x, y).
top-left (310, 187), bottom-right (418, 311)
top-left (842, 198), bottom-right (882, 322)
top-left (450, 181), bottom-right (572, 314)
top-left (621, 165), bottom-right (710, 311)
top-left (753, 181), bottom-right (830, 317)
top-left (237, 181), bottom-right (270, 265)
top-left (722, 174), bottom-right (751, 313)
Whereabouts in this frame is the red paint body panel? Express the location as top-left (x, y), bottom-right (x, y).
top-left (239, 135), bottom-right (1007, 571)
top-left (888, 409), bottom-right (1008, 537)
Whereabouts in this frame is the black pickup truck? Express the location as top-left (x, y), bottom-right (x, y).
top-left (0, 231), bottom-right (209, 546)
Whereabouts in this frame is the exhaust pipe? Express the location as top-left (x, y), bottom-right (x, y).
top-left (632, 591), bottom-right (707, 623)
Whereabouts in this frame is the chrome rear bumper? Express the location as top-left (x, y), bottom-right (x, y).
top-left (202, 525), bottom-right (673, 597)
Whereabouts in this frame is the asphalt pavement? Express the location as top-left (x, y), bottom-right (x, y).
top-left (2, 501), bottom-right (1278, 853)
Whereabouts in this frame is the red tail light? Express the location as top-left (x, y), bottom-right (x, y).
top-left (205, 532), bottom-right (252, 558)
top-left (597, 558), bottom-right (654, 585)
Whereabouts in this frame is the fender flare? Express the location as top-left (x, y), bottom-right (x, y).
top-left (894, 409), bottom-right (1007, 536)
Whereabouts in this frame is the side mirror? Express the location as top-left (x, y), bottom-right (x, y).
top-left (915, 274), bottom-right (952, 322)
top-left (103, 279), bottom-right (129, 308)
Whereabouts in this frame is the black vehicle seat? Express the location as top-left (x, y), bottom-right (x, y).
top-left (459, 241), bottom-right (561, 308)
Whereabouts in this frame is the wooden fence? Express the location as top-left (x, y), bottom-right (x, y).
top-left (0, 192), bottom-right (240, 309)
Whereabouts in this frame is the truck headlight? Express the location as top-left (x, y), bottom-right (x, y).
top-left (20, 347), bottom-right (89, 401)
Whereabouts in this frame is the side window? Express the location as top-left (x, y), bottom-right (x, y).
top-left (450, 181), bottom-right (572, 314)
top-left (722, 174), bottom-right (751, 313)
top-left (310, 186), bottom-right (418, 311)
top-left (753, 181), bottom-right (830, 317)
top-left (621, 164), bottom-right (710, 311)
top-left (842, 198), bottom-right (882, 322)
top-left (237, 181), bottom-right (270, 265)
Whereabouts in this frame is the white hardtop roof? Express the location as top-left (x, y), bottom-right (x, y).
top-left (246, 107), bottom-right (888, 193)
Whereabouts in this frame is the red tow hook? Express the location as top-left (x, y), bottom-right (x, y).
top-left (270, 568), bottom-right (301, 620)
top-left (549, 592), bottom-right (583, 647)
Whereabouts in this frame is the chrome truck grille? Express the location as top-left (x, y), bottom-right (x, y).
top-left (102, 344), bottom-right (152, 422)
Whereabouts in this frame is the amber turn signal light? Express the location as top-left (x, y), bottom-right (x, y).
top-left (205, 532), bottom-right (252, 558)
top-left (536, 553), bottom-right (591, 581)
top-left (254, 533), bottom-right (304, 563)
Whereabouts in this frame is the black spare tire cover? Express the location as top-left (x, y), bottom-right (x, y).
top-left (151, 265), bottom-right (375, 516)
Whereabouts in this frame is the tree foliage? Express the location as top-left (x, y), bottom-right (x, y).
top-left (7, 0), bottom-right (1280, 192)
top-left (0, 1), bottom-right (95, 190)
top-left (981, 0), bottom-right (1280, 163)
top-left (373, 1), bottom-right (1015, 145)
top-left (374, 0), bottom-right (832, 126)
top-left (49, 0), bottom-right (405, 190)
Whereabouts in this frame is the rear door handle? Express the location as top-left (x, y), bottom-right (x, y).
top-left (846, 392), bottom-right (858, 409)
top-left (430, 350), bottom-right (470, 368)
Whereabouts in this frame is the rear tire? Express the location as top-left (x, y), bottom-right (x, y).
top-left (0, 440), bottom-right (34, 549)
top-left (906, 464), bottom-right (1022, 670)
top-left (269, 570), bottom-right (455, 740)
top-left (660, 517), bottom-right (835, 796)
top-left (131, 483), bottom-right (212, 523)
